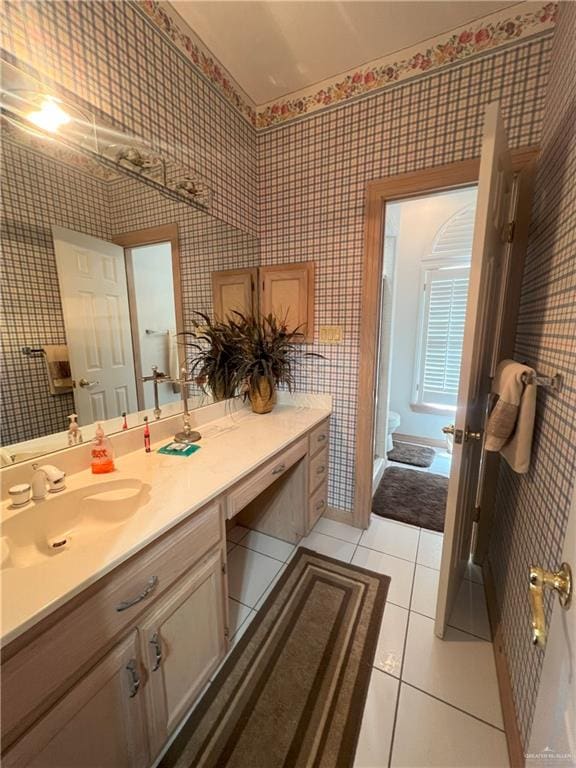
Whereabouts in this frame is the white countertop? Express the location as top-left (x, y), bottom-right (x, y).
top-left (1, 402), bottom-right (330, 646)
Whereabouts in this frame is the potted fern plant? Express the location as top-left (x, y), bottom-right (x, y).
top-left (230, 313), bottom-right (324, 414)
top-left (184, 312), bottom-right (242, 401)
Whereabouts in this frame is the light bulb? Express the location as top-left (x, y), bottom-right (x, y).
top-left (27, 97), bottom-right (71, 133)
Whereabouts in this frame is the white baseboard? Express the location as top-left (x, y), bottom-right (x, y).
top-left (394, 432), bottom-right (446, 449)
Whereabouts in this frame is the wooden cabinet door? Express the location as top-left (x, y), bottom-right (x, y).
top-left (259, 262), bottom-right (315, 342)
top-left (212, 268), bottom-right (257, 321)
top-left (140, 550), bottom-right (227, 758)
top-left (4, 632), bottom-right (148, 768)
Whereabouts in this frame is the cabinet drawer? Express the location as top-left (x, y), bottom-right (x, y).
top-left (309, 419), bottom-right (330, 457)
top-left (308, 481), bottom-right (328, 533)
top-left (309, 447), bottom-right (328, 495)
top-left (1, 501), bottom-right (223, 747)
top-left (227, 438), bottom-right (308, 520)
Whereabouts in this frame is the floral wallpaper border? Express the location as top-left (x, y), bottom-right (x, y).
top-left (139, 0), bottom-right (557, 131)
top-left (139, 0), bottom-right (257, 126)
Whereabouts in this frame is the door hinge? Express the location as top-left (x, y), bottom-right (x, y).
top-left (221, 562), bottom-right (227, 575)
top-left (505, 220), bottom-right (515, 243)
top-left (473, 506), bottom-right (481, 523)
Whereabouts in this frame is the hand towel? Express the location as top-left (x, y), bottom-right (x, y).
top-left (168, 330), bottom-right (181, 393)
top-left (43, 344), bottom-right (73, 394)
top-left (485, 359), bottom-right (537, 473)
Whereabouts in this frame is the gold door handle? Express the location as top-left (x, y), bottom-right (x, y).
top-left (529, 562), bottom-right (572, 648)
top-left (442, 425), bottom-right (483, 444)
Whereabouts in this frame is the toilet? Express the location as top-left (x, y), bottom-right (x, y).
top-left (387, 411), bottom-right (401, 452)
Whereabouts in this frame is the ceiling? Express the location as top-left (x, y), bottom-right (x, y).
top-left (169, 1), bottom-right (521, 104)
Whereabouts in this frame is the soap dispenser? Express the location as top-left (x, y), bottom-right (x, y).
top-left (91, 424), bottom-right (115, 474)
top-left (67, 413), bottom-right (83, 445)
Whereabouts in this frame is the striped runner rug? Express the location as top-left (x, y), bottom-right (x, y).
top-left (161, 547), bottom-right (390, 768)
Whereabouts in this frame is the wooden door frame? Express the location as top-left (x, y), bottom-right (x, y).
top-left (354, 147), bottom-right (539, 530)
top-left (112, 224), bottom-right (182, 409)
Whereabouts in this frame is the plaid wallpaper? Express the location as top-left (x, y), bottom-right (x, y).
top-left (0, 0), bottom-right (258, 236)
top-left (489, 2), bottom-right (576, 750)
top-left (258, 34), bottom-right (554, 513)
top-left (1, 138), bottom-right (258, 447)
top-left (1, 139), bottom-right (110, 445)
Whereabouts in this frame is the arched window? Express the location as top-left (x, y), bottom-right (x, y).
top-left (413, 204), bottom-right (475, 409)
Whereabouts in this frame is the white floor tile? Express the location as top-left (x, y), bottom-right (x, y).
top-left (410, 564), bottom-right (440, 619)
top-left (299, 531), bottom-right (356, 562)
top-left (352, 547), bottom-right (415, 608)
top-left (417, 529), bottom-right (444, 570)
top-left (373, 602), bottom-right (409, 678)
top-left (354, 669), bottom-right (399, 768)
top-left (359, 516), bottom-right (419, 562)
top-left (402, 612), bottom-right (503, 728)
top-left (392, 684), bottom-right (508, 767)
top-left (240, 530), bottom-right (295, 562)
top-left (449, 579), bottom-right (491, 641)
top-left (228, 598), bottom-right (252, 636)
top-left (313, 516), bottom-right (363, 544)
top-left (254, 563), bottom-right (287, 610)
top-left (227, 546), bottom-right (283, 608)
top-left (227, 524), bottom-right (250, 544)
top-left (230, 609), bottom-right (257, 649)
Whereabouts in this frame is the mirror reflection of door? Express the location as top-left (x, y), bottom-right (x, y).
top-left (52, 226), bottom-right (138, 425)
top-left (124, 242), bottom-right (181, 411)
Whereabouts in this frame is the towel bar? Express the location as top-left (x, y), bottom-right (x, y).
top-left (521, 372), bottom-right (562, 391)
top-left (21, 346), bottom-right (45, 356)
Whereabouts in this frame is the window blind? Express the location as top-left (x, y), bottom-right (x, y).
top-left (418, 267), bottom-right (470, 407)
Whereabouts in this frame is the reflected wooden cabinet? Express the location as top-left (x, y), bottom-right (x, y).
top-left (141, 551), bottom-right (227, 759)
top-left (4, 632), bottom-right (149, 768)
top-left (212, 267), bottom-right (258, 321)
top-left (212, 261), bottom-right (315, 342)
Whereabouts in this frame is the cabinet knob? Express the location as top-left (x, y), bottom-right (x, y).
top-left (272, 464), bottom-right (286, 476)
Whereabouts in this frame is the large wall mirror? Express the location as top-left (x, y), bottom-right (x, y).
top-left (1, 67), bottom-right (260, 466)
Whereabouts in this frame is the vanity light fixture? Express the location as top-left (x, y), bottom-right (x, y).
top-left (27, 96), bottom-right (71, 133)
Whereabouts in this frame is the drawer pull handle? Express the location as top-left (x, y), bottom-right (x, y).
top-left (272, 464), bottom-right (286, 476)
top-left (317, 434), bottom-right (327, 442)
top-left (316, 465), bottom-right (326, 475)
top-left (150, 632), bottom-right (163, 671)
top-left (126, 659), bottom-right (141, 698)
top-left (116, 575), bottom-right (159, 612)
top-left (316, 499), bottom-right (326, 512)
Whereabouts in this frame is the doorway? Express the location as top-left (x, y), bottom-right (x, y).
top-left (373, 186), bottom-right (478, 533)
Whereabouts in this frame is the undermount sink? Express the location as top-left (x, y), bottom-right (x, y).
top-left (1, 478), bottom-right (151, 571)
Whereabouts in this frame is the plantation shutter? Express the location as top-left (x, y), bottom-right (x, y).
top-left (419, 267), bottom-right (470, 406)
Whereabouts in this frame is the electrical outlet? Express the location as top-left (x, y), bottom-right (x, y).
top-left (319, 325), bottom-right (343, 343)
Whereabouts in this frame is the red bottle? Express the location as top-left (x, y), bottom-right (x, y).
top-left (144, 416), bottom-right (151, 453)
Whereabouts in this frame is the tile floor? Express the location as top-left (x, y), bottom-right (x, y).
top-left (158, 512), bottom-right (507, 767)
top-left (224, 513), bottom-right (508, 767)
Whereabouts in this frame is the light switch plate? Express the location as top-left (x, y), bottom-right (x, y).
top-left (319, 325), bottom-right (343, 343)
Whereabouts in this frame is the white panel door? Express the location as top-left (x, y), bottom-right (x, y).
top-left (52, 226), bottom-right (138, 425)
top-left (435, 102), bottom-right (516, 637)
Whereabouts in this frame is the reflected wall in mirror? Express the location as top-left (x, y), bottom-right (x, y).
top-left (0, 127), bottom-right (259, 465)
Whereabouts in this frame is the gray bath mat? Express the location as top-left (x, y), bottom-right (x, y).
top-left (373, 466), bottom-right (447, 532)
top-left (387, 441), bottom-right (435, 468)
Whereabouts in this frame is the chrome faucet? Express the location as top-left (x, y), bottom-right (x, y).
top-left (173, 367), bottom-right (201, 444)
top-left (141, 365), bottom-right (168, 420)
top-left (31, 464), bottom-right (66, 500)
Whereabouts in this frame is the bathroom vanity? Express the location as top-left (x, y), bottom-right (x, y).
top-left (0, 398), bottom-right (331, 766)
